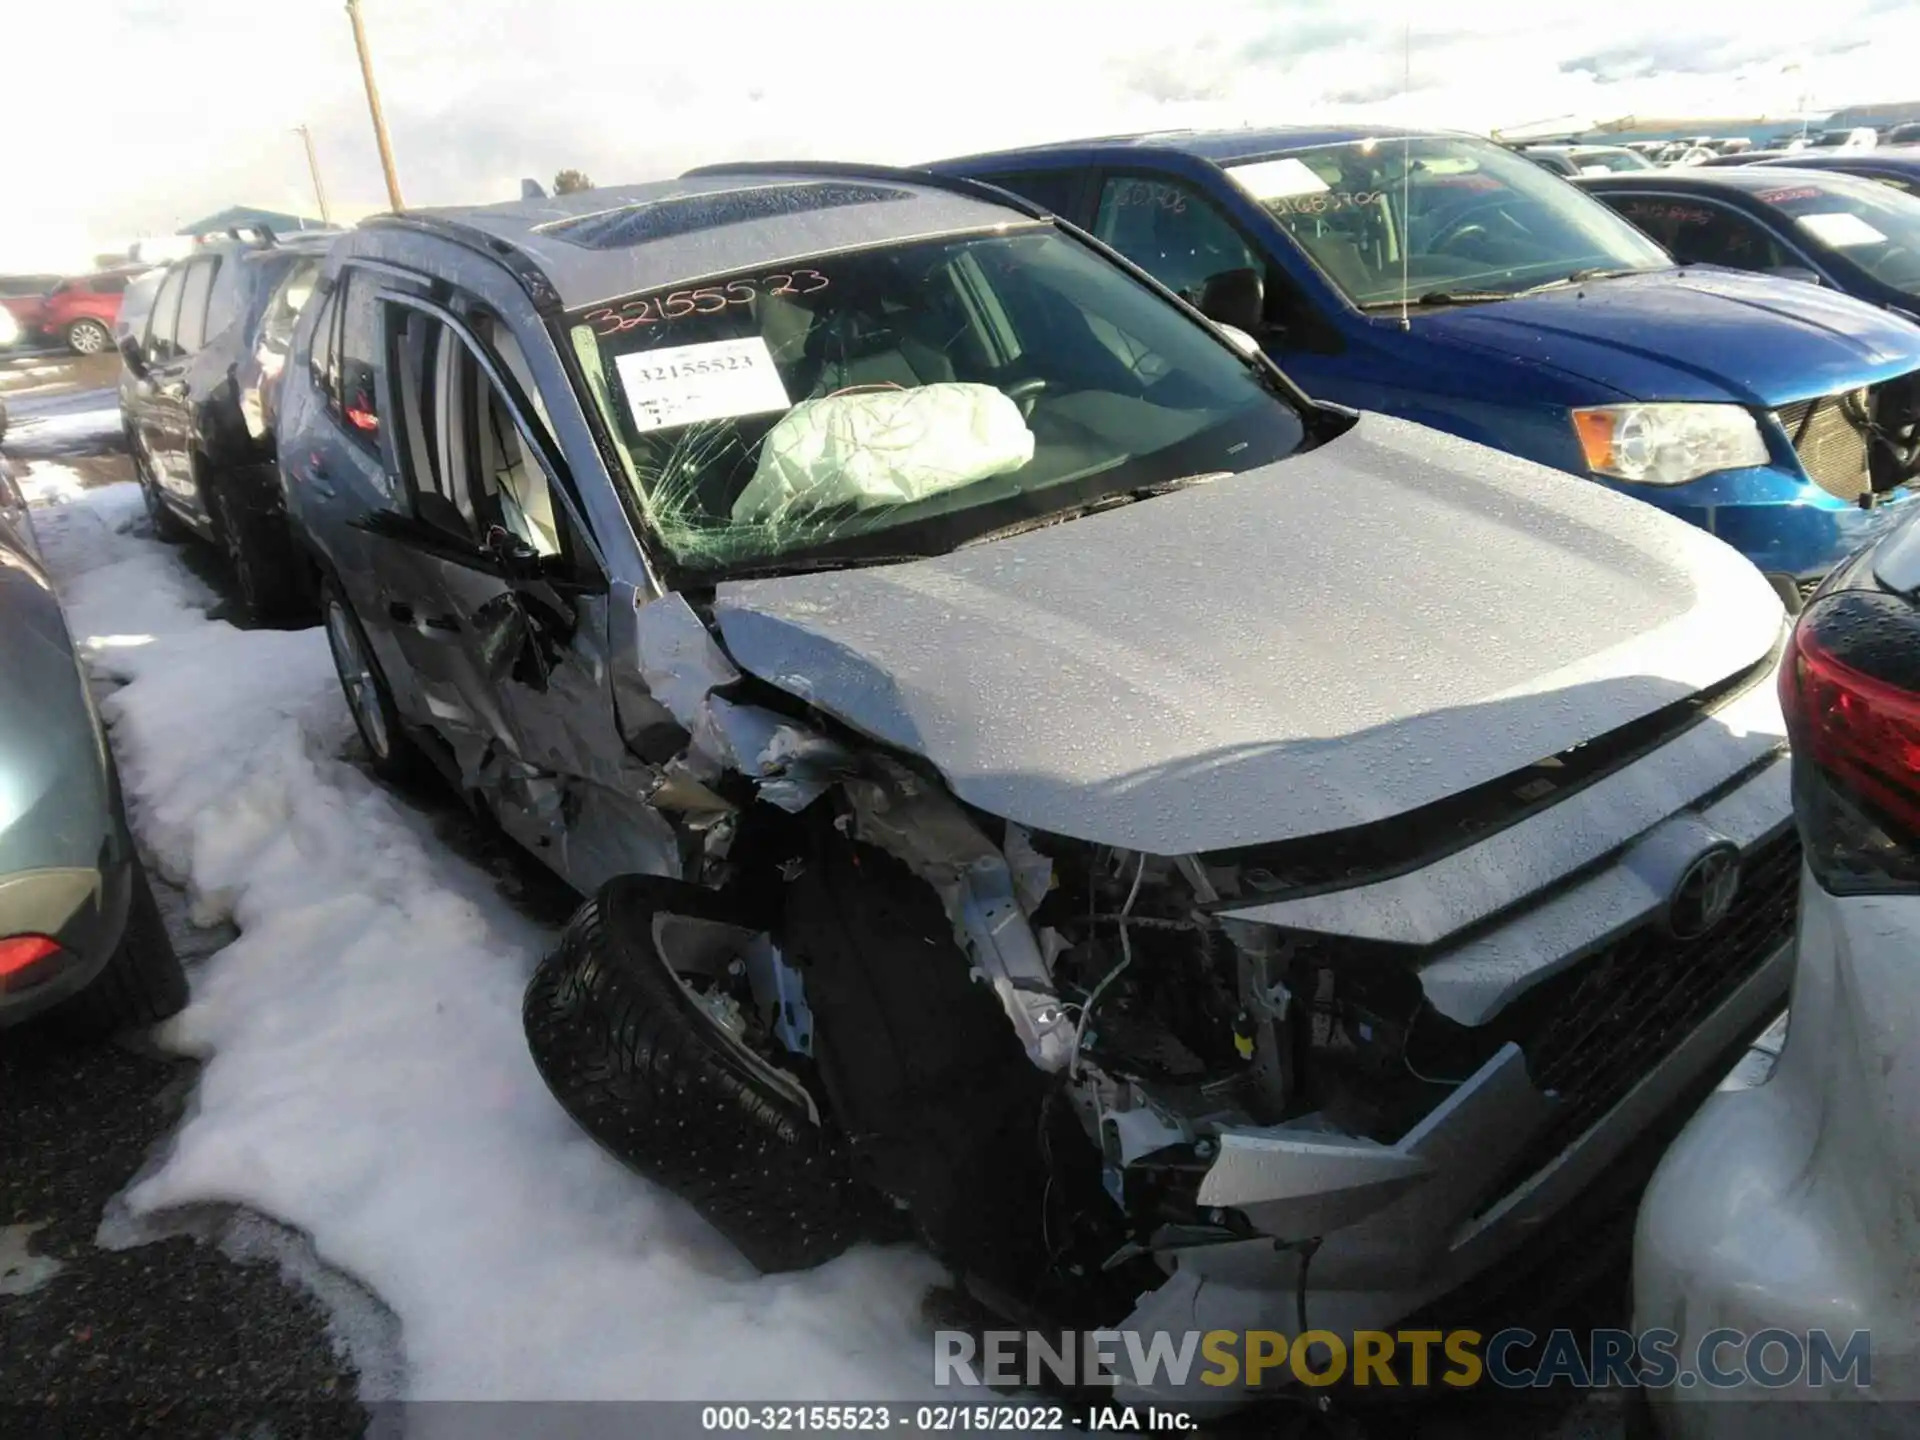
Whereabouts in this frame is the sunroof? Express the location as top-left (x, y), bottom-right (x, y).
top-left (536, 182), bottom-right (911, 250)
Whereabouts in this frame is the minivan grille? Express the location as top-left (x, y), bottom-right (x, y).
top-left (1775, 393), bottom-right (1871, 501)
top-left (1480, 827), bottom-right (1800, 1207)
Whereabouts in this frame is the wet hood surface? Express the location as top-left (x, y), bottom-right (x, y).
top-left (713, 414), bottom-right (1783, 854)
top-left (1418, 267), bottom-right (1920, 406)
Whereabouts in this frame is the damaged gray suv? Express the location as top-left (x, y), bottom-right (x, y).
top-left (276, 163), bottom-right (1798, 1400)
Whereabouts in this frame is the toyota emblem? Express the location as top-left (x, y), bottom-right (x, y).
top-left (1665, 845), bottom-right (1742, 940)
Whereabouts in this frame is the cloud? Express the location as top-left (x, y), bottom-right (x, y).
top-left (4, 0), bottom-right (1919, 268)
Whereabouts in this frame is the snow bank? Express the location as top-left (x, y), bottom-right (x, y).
top-left (34, 484), bottom-right (946, 1402)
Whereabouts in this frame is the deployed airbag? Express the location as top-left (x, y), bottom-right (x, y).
top-left (731, 383), bottom-right (1035, 525)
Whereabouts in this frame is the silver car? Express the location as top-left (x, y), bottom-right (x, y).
top-left (0, 466), bottom-right (186, 1035)
top-left (273, 164), bottom-right (1796, 1402)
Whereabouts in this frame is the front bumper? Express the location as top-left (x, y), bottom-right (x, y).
top-left (1615, 464), bottom-right (1915, 584)
top-left (1635, 867), bottom-right (1920, 1433)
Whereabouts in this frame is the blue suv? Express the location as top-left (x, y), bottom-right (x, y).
top-left (934, 127), bottom-right (1920, 605)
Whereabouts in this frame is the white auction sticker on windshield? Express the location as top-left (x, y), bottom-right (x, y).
top-left (1228, 157), bottom-right (1331, 200)
top-left (1794, 211), bottom-right (1887, 248)
top-left (615, 336), bottom-right (791, 433)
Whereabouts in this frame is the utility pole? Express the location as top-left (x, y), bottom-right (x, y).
top-left (344, 0), bottom-right (405, 211)
top-left (294, 125), bottom-right (333, 224)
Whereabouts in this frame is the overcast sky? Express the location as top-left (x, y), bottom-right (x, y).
top-left (6, 0), bottom-right (1917, 269)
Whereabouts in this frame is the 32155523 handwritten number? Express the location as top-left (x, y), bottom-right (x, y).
top-left (584, 270), bottom-right (831, 336)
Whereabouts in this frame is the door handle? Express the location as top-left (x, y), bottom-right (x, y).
top-left (387, 600), bottom-right (460, 633)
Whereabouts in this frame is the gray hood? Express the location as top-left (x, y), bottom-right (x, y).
top-left (712, 414), bottom-right (1782, 854)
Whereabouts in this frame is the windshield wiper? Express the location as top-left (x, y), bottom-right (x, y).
top-left (1364, 289), bottom-right (1511, 310)
top-left (1521, 266), bottom-right (1649, 292)
top-left (711, 551), bottom-right (943, 581)
top-left (958, 471), bottom-right (1233, 549)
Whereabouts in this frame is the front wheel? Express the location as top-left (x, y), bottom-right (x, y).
top-left (524, 875), bottom-right (866, 1273)
top-left (65, 318), bottom-right (111, 355)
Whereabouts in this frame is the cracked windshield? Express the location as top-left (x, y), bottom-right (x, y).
top-left (1223, 135), bottom-right (1669, 307)
top-left (568, 221), bottom-right (1304, 574)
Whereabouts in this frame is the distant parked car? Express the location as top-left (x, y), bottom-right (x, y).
top-left (1889, 122), bottom-right (1920, 146)
top-left (1523, 144), bottom-right (1653, 176)
top-left (0, 273), bottom-right (61, 340)
top-left (40, 269), bottom-right (145, 354)
top-left (1746, 145), bottom-right (1920, 197)
top-left (1580, 167), bottom-right (1920, 321)
top-left (0, 490), bottom-right (186, 1037)
top-left (935, 125), bottom-right (1920, 603)
top-left (121, 229), bottom-right (336, 618)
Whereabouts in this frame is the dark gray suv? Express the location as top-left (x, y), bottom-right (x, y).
top-left (275, 165), bottom-right (1798, 1404)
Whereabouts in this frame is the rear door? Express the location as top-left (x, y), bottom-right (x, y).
top-left (147, 256), bottom-right (221, 519)
top-left (129, 266), bottom-right (185, 502)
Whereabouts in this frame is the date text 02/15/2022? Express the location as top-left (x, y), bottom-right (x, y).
top-left (699, 1405), bottom-right (1197, 1432)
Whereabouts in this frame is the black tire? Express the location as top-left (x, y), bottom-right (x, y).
top-left (65, 318), bottom-right (111, 356)
top-left (211, 477), bottom-right (306, 622)
top-left (320, 576), bottom-right (425, 783)
top-left (53, 858), bottom-right (187, 1038)
top-left (523, 876), bottom-right (863, 1273)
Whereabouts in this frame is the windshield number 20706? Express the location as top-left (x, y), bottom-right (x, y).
top-left (585, 270), bottom-right (830, 335)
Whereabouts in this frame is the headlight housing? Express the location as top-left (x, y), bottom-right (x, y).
top-left (1571, 403), bottom-right (1770, 486)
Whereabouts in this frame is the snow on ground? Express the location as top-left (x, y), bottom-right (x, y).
top-left (5, 388), bottom-right (122, 458)
top-left (13, 459), bottom-right (89, 505)
top-left (33, 482), bottom-right (946, 1403)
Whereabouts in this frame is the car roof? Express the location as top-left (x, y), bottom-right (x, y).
top-left (1752, 146), bottom-right (1920, 171)
top-left (374, 172), bottom-right (1028, 310)
top-left (1577, 166), bottom-right (1863, 195)
top-left (933, 124), bottom-right (1446, 170)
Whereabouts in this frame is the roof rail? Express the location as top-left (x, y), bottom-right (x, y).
top-left (358, 211), bottom-right (566, 313)
top-left (678, 159), bottom-right (1055, 222)
top-left (220, 224), bottom-right (277, 247)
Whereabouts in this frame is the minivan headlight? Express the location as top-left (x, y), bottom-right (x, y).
top-left (1571, 403), bottom-right (1769, 486)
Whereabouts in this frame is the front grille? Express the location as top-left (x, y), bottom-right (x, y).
top-left (1480, 828), bottom-right (1801, 1207)
top-left (1776, 393), bottom-right (1871, 501)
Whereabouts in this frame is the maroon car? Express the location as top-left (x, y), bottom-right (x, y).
top-left (39, 270), bottom-right (146, 354)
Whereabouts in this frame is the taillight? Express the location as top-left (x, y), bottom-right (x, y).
top-left (0, 934), bottom-right (63, 984)
top-left (1780, 589), bottom-right (1920, 893)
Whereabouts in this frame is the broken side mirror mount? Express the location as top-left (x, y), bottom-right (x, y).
top-left (119, 334), bottom-right (148, 378)
top-left (1766, 265), bottom-right (1822, 287)
top-left (485, 524), bottom-right (550, 582)
top-left (1215, 324), bottom-right (1263, 359)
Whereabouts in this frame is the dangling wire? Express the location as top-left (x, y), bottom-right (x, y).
top-left (1069, 852), bottom-right (1147, 1079)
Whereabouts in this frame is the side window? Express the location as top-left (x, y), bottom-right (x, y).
top-left (174, 259), bottom-right (219, 354)
top-left (389, 306), bottom-right (568, 559)
top-left (263, 259), bottom-right (321, 349)
top-left (336, 270), bottom-right (384, 447)
top-left (1094, 175), bottom-right (1263, 303)
top-left (1605, 196), bottom-right (1788, 271)
top-left (94, 274), bottom-right (130, 295)
top-left (306, 285), bottom-right (340, 401)
top-left (145, 267), bottom-right (186, 362)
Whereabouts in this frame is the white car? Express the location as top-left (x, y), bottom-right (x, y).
top-left (1636, 512), bottom-right (1920, 1432)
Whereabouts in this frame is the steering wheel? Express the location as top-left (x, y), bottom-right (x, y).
top-left (1430, 203), bottom-right (1506, 256)
top-left (1003, 377), bottom-right (1048, 418)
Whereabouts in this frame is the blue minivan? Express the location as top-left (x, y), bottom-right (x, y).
top-left (930, 127), bottom-right (1920, 605)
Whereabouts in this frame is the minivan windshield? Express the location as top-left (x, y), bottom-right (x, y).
top-left (1224, 135), bottom-right (1671, 308)
top-left (568, 227), bottom-right (1306, 577)
top-left (1750, 173), bottom-right (1920, 295)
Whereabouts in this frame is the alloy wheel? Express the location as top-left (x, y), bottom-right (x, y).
top-left (324, 598), bottom-right (391, 761)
